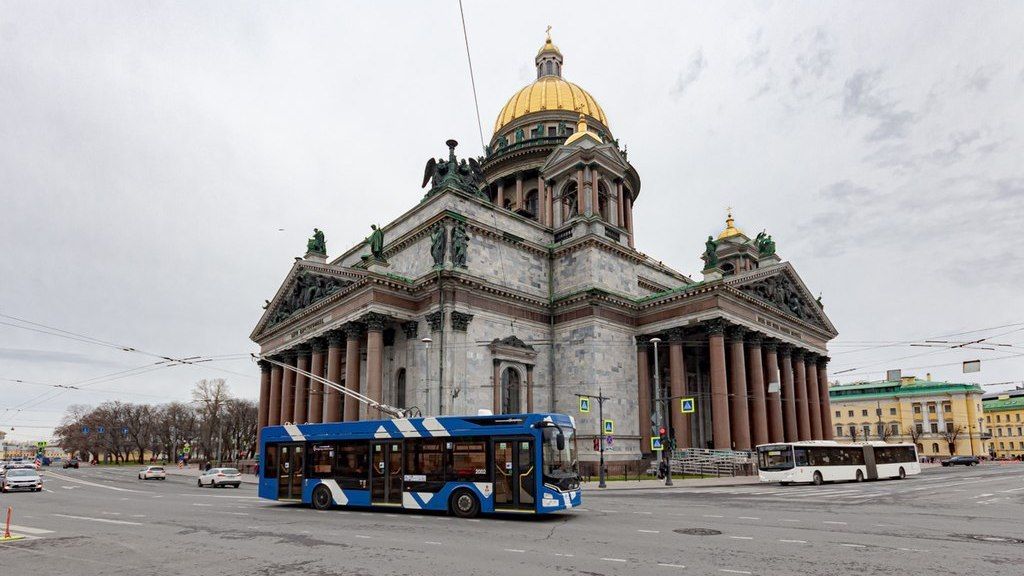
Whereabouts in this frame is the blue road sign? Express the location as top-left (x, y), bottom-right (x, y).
top-left (82, 426), bottom-right (90, 434)
top-left (680, 397), bottom-right (695, 414)
top-left (651, 437), bottom-right (663, 451)
top-left (122, 427), bottom-right (129, 436)
top-left (98, 426), bottom-right (105, 434)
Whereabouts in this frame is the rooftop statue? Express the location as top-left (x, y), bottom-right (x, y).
top-left (421, 139), bottom-right (488, 201)
top-left (703, 236), bottom-right (718, 268)
top-left (306, 228), bottom-right (326, 254)
top-left (754, 230), bottom-right (776, 256)
top-left (368, 225), bottom-right (384, 260)
top-left (430, 222), bottom-right (447, 267)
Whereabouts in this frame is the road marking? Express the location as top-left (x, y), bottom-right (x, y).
top-left (354, 535), bottom-right (372, 539)
top-left (823, 521), bottom-right (847, 525)
top-left (702, 514), bottom-right (724, 518)
top-left (130, 515), bottom-right (146, 518)
top-left (976, 493), bottom-right (994, 498)
top-left (52, 514), bottom-right (142, 526)
top-left (780, 518), bottom-right (800, 522)
top-left (8, 525), bottom-right (54, 535)
top-left (598, 509), bottom-right (619, 513)
top-left (898, 547), bottom-right (929, 552)
top-left (633, 511), bottom-right (654, 515)
top-left (43, 471), bottom-right (140, 492)
top-left (424, 541), bottom-right (442, 545)
top-left (152, 495), bottom-right (163, 498)
top-left (638, 529), bottom-right (660, 533)
top-left (658, 563), bottom-right (686, 568)
top-left (737, 516), bottom-right (760, 520)
top-left (553, 553), bottom-right (575, 557)
top-left (504, 549), bottom-right (526, 553)
top-left (1001, 487), bottom-right (1024, 493)
top-left (839, 543), bottom-right (866, 548)
top-left (779, 539), bottom-right (807, 543)
top-left (601, 558), bottom-right (628, 562)
top-left (192, 503), bottom-right (212, 507)
top-left (226, 512), bottom-right (249, 516)
top-left (720, 570), bottom-right (752, 575)
top-left (729, 536), bottom-right (753, 540)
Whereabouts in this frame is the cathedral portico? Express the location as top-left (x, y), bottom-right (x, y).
top-left (250, 32), bottom-right (838, 464)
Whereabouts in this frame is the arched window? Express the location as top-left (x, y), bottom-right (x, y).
top-left (545, 61), bottom-right (553, 75)
top-left (395, 368), bottom-right (407, 409)
top-left (561, 181), bottom-right (578, 219)
top-left (931, 442), bottom-right (939, 454)
top-left (916, 443), bottom-right (924, 453)
top-left (501, 368), bottom-right (521, 414)
top-left (524, 189), bottom-right (539, 218)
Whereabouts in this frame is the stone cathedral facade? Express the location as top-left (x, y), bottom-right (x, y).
top-left (251, 35), bottom-right (839, 464)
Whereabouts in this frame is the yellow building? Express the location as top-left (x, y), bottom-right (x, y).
top-left (829, 376), bottom-right (986, 458)
top-left (983, 393), bottom-right (1024, 459)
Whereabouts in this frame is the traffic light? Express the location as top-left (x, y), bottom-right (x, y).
top-left (658, 426), bottom-right (666, 437)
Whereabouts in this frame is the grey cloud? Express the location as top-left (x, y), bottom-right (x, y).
top-left (671, 49), bottom-right (706, 97)
top-left (965, 66), bottom-right (995, 92)
top-left (819, 180), bottom-right (877, 202)
top-left (792, 27), bottom-right (834, 88)
top-left (842, 70), bottom-right (918, 141)
top-left (0, 348), bottom-right (127, 368)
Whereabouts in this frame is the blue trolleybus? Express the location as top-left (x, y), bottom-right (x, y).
top-left (259, 412), bottom-right (581, 517)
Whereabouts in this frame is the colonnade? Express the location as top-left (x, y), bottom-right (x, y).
top-left (637, 319), bottom-right (833, 453)
top-left (256, 313), bottom-right (390, 434)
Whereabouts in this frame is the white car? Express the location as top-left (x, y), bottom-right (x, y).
top-left (138, 466), bottom-right (167, 480)
top-left (197, 467), bottom-right (242, 488)
top-left (1, 468), bottom-right (43, 492)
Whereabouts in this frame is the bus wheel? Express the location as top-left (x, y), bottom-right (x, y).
top-left (450, 489), bottom-right (480, 519)
top-left (898, 467), bottom-right (906, 479)
top-left (855, 470), bottom-right (864, 482)
top-left (311, 485), bottom-right (334, 511)
top-left (812, 471), bottom-right (823, 486)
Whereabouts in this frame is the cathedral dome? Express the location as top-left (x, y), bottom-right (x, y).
top-left (493, 77), bottom-right (608, 135)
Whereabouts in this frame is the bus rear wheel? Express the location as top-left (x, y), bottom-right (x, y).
top-left (450, 489), bottom-right (480, 519)
top-left (898, 467), bottom-right (906, 479)
top-left (855, 470), bottom-right (864, 482)
top-left (812, 471), bottom-right (823, 486)
top-left (311, 485), bottom-right (334, 511)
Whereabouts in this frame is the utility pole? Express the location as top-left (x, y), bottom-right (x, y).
top-left (574, 389), bottom-right (610, 488)
top-left (650, 337), bottom-right (672, 486)
top-left (422, 337), bottom-right (433, 415)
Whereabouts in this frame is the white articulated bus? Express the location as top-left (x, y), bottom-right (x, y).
top-left (755, 441), bottom-right (920, 485)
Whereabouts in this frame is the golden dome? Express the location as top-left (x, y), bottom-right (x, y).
top-left (493, 76), bottom-right (608, 135)
top-left (717, 212), bottom-right (746, 240)
top-left (537, 36), bottom-right (561, 56)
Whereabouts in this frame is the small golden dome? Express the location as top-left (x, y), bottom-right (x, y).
top-left (717, 212), bottom-right (746, 240)
top-left (538, 37), bottom-right (561, 56)
top-left (493, 77), bottom-right (608, 135)
top-left (564, 114), bottom-right (601, 145)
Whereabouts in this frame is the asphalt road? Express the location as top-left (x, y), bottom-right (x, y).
top-left (1, 463), bottom-right (1022, 575)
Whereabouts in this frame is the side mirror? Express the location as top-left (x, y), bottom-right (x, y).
top-left (556, 431), bottom-right (566, 451)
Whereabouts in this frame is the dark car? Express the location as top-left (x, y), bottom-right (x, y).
top-left (941, 455), bottom-right (980, 467)
top-left (63, 458), bottom-right (80, 469)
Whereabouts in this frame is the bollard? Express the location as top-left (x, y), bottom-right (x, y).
top-left (4, 506), bottom-right (11, 539)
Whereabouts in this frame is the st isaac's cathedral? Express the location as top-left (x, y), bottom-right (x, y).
top-left (251, 34), bottom-right (838, 465)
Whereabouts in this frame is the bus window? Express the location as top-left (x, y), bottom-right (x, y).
top-left (794, 448), bottom-right (809, 467)
top-left (404, 439), bottom-right (445, 491)
top-left (334, 442), bottom-right (369, 489)
top-left (264, 445), bottom-right (278, 478)
top-left (312, 444), bottom-right (334, 477)
top-left (450, 440), bottom-right (487, 482)
top-left (757, 446), bottom-right (794, 470)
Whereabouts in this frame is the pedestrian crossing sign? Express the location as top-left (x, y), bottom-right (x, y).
top-left (603, 419), bottom-right (614, 435)
top-left (680, 397), bottom-right (695, 414)
top-left (579, 397), bottom-right (590, 413)
top-left (651, 437), bottom-right (664, 451)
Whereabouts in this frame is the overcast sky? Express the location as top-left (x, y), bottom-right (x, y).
top-left (2, 2), bottom-right (1022, 442)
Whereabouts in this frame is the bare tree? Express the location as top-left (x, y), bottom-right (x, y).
top-left (940, 425), bottom-right (963, 455)
top-left (193, 379), bottom-right (231, 461)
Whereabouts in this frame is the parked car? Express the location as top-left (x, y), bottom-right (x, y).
top-left (138, 466), bottom-right (167, 480)
top-left (941, 455), bottom-right (980, 467)
top-left (63, 458), bottom-right (81, 469)
top-left (197, 467), bottom-right (241, 488)
top-left (1, 468), bottom-right (43, 492)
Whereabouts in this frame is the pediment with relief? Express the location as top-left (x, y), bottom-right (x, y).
top-left (731, 266), bottom-right (835, 335)
top-left (256, 268), bottom-right (355, 336)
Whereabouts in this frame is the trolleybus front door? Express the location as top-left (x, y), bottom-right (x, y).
top-left (371, 441), bottom-right (402, 506)
top-left (277, 443), bottom-right (304, 500)
top-left (492, 438), bottom-right (535, 511)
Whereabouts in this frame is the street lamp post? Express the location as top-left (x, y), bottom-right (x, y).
top-left (650, 337), bottom-right (672, 486)
top-left (422, 337), bottom-right (433, 415)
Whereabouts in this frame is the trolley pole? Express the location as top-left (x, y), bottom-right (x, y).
top-left (574, 389), bottom-right (611, 488)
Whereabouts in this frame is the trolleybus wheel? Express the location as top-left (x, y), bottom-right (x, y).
top-left (812, 471), bottom-right (823, 486)
top-left (855, 470), bottom-right (864, 482)
top-left (311, 485), bottom-right (334, 511)
top-left (450, 489), bottom-right (480, 519)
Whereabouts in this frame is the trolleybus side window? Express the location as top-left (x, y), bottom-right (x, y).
top-left (405, 439), bottom-right (445, 491)
top-left (334, 442), bottom-right (369, 489)
top-left (450, 440), bottom-right (488, 482)
top-left (264, 444), bottom-right (278, 478)
top-left (312, 444), bottom-right (334, 477)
